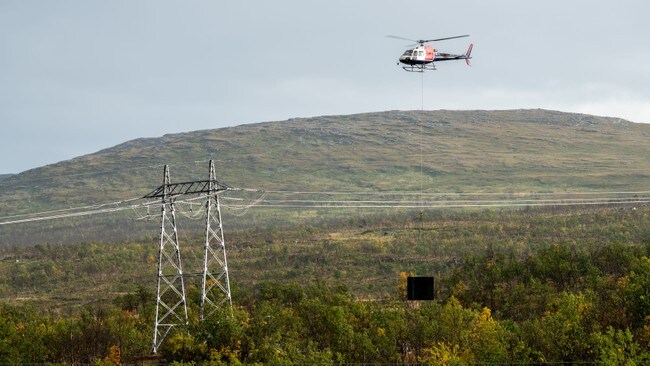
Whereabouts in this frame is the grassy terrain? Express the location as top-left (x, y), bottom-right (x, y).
top-left (1, 203), bottom-right (648, 312)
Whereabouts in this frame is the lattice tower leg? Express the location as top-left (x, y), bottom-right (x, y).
top-left (200, 160), bottom-right (233, 320)
top-left (152, 165), bottom-right (188, 353)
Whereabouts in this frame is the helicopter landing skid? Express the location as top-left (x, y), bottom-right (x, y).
top-left (401, 63), bottom-right (436, 72)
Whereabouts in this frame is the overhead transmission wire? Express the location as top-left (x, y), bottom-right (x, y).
top-left (224, 199), bottom-right (650, 209)
top-left (218, 188), bottom-right (650, 209)
top-left (0, 196), bottom-right (144, 221)
top-left (0, 192), bottom-right (207, 226)
top-left (0, 186), bottom-right (262, 226)
top-left (0, 198), bottom-right (158, 226)
top-left (253, 189), bottom-right (650, 196)
top-left (5, 186), bottom-right (648, 223)
top-left (212, 186), bottom-right (650, 207)
top-left (243, 196), bottom-right (650, 205)
top-left (1, 189), bottom-right (648, 226)
top-left (221, 191), bottom-right (269, 217)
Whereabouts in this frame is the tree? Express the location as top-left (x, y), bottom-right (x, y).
top-left (626, 257), bottom-right (650, 328)
top-left (297, 297), bottom-right (354, 361)
top-left (422, 342), bottom-right (472, 366)
top-left (437, 297), bottom-right (474, 347)
top-left (466, 307), bottom-right (509, 364)
top-left (196, 306), bottom-right (245, 362)
top-left (523, 292), bottom-right (598, 363)
top-left (592, 327), bottom-right (648, 365)
top-left (159, 332), bottom-right (208, 362)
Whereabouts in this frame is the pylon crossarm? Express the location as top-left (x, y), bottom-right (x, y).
top-left (143, 180), bottom-right (231, 199)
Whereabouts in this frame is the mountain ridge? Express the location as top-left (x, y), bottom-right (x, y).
top-left (7, 108), bottom-right (638, 176)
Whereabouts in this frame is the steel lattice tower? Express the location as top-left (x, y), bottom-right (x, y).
top-left (200, 160), bottom-right (232, 320)
top-left (144, 160), bottom-right (233, 353)
top-left (151, 165), bottom-right (188, 354)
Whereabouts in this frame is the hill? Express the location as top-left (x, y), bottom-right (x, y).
top-left (1, 109), bottom-right (649, 245)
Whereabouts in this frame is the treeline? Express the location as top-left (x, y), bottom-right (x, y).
top-left (0, 240), bottom-right (648, 364)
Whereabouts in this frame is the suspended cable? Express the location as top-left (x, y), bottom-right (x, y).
top-left (2, 184), bottom-right (648, 226)
top-left (225, 198), bottom-right (650, 210)
top-left (222, 192), bottom-right (268, 217)
top-left (0, 200), bottom-right (156, 226)
top-left (420, 65), bottom-right (425, 215)
top-left (243, 188), bottom-right (650, 197)
top-left (252, 195), bottom-right (650, 205)
top-left (0, 196), bottom-right (144, 221)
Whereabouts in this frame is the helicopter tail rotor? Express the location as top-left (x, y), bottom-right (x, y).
top-left (465, 43), bottom-right (473, 66)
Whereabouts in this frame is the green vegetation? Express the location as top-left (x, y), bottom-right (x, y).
top-left (0, 204), bottom-right (648, 364)
top-left (1, 110), bottom-right (649, 363)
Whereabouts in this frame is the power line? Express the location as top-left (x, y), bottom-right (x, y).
top-left (0, 199), bottom-right (157, 226)
top-left (0, 197), bottom-right (144, 220)
top-left (1, 187), bottom-right (648, 226)
top-left (256, 189), bottom-right (650, 196)
top-left (256, 195), bottom-right (650, 205)
top-left (227, 199), bottom-right (650, 209)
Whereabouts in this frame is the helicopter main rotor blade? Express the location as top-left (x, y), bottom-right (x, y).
top-left (387, 34), bottom-right (470, 46)
top-left (418, 35), bottom-right (469, 43)
top-left (385, 35), bottom-right (418, 43)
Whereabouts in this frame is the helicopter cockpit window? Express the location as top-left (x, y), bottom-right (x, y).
top-left (402, 50), bottom-right (413, 56)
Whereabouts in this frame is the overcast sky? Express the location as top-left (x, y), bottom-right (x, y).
top-left (1, 0), bottom-right (648, 174)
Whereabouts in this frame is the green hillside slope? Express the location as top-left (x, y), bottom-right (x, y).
top-left (1, 109), bottom-right (649, 245)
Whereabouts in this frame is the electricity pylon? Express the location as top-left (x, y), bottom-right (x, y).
top-left (144, 160), bottom-right (232, 353)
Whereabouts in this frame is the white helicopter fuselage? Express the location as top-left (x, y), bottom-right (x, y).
top-left (399, 45), bottom-right (436, 65)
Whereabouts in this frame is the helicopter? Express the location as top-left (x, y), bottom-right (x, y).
top-left (387, 35), bottom-right (473, 72)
